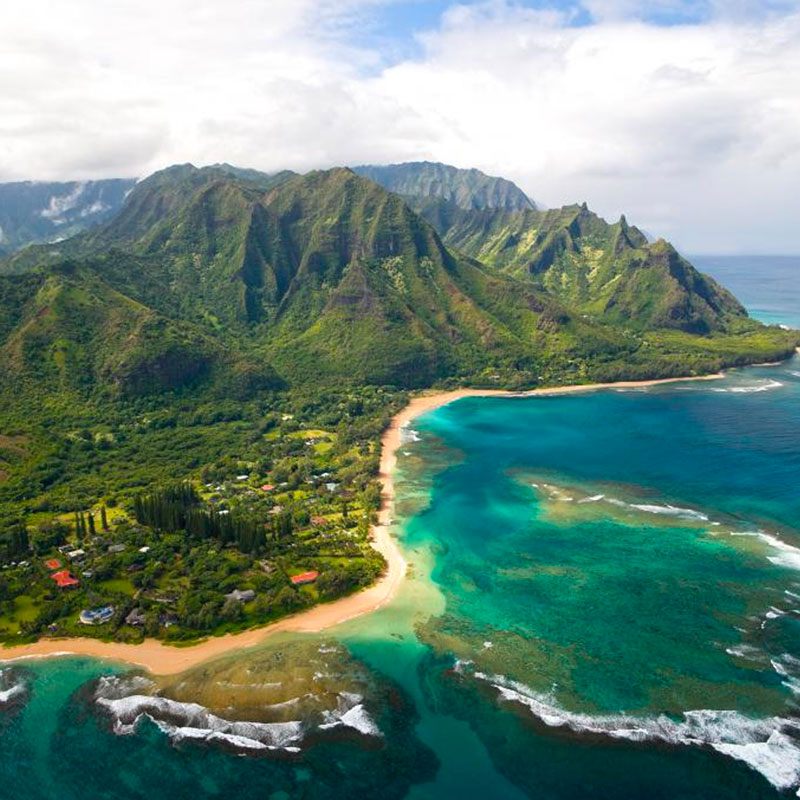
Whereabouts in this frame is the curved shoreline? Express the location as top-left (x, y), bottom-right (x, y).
top-left (0, 371), bottom-right (725, 675)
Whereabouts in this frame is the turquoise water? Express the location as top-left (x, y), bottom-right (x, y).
top-left (2, 258), bottom-right (800, 799)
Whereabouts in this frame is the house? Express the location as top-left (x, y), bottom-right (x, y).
top-left (325, 482), bottom-right (339, 492)
top-left (108, 544), bottom-right (126, 554)
top-left (67, 549), bottom-right (85, 561)
top-left (311, 516), bottom-right (327, 526)
top-left (125, 608), bottom-right (147, 626)
top-left (79, 606), bottom-right (114, 625)
top-left (139, 546), bottom-right (151, 554)
top-left (225, 589), bottom-right (256, 603)
top-left (290, 571), bottom-right (319, 586)
top-left (44, 558), bottom-right (61, 570)
top-left (236, 474), bottom-right (249, 481)
top-left (50, 570), bottom-right (79, 588)
top-left (261, 484), bottom-right (275, 492)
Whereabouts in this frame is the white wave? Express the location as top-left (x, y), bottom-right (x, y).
top-left (601, 496), bottom-right (710, 521)
top-left (712, 380), bottom-right (784, 394)
top-left (472, 671), bottom-right (800, 793)
top-left (769, 658), bottom-right (800, 699)
top-left (0, 684), bottom-right (24, 704)
top-left (157, 722), bottom-right (303, 753)
top-left (629, 503), bottom-right (709, 521)
top-left (319, 692), bottom-right (382, 738)
top-left (731, 530), bottom-right (800, 572)
top-left (96, 693), bottom-right (305, 751)
top-left (95, 678), bottom-right (381, 753)
top-left (400, 423), bottom-right (421, 444)
top-left (578, 494), bottom-right (605, 504)
top-left (725, 644), bottom-right (765, 660)
top-left (786, 371), bottom-right (800, 378)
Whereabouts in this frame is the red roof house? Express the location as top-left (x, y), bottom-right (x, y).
top-left (290, 571), bottom-right (319, 586)
top-left (261, 484), bottom-right (275, 492)
top-left (44, 558), bottom-right (62, 570)
top-left (51, 570), bottom-right (80, 588)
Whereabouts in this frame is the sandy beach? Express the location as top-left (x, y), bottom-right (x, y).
top-left (0, 370), bottom-right (725, 675)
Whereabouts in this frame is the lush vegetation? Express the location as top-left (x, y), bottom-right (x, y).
top-left (352, 161), bottom-right (535, 212)
top-left (0, 160), bottom-right (796, 645)
top-left (0, 382), bottom-right (400, 643)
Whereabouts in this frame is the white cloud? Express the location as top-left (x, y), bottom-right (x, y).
top-left (1, 0), bottom-right (799, 252)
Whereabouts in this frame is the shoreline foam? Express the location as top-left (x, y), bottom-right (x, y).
top-left (0, 371), bottom-right (727, 675)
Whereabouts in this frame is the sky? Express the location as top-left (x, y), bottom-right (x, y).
top-left (1, 0), bottom-right (799, 253)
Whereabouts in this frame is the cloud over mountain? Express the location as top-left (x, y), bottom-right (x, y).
top-left (2, 0), bottom-right (799, 252)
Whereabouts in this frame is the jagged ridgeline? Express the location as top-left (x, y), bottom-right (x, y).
top-left (359, 164), bottom-right (743, 334)
top-left (0, 161), bottom-right (796, 398)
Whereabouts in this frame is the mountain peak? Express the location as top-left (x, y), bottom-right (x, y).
top-left (352, 161), bottom-right (536, 212)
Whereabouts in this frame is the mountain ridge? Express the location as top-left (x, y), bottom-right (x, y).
top-left (0, 161), bottom-right (796, 401)
top-left (353, 161), bottom-right (536, 212)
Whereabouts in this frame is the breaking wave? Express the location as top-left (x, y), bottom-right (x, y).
top-left (0, 669), bottom-right (26, 707)
top-left (93, 675), bottom-right (381, 756)
top-left (628, 503), bottom-right (709, 521)
top-left (603, 496), bottom-right (709, 521)
top-left (470, 669), bottom-right (800, 794)
top-left (400, 423), bottom-right (421, 444)
top-left (730, 530), bottom-right (800, 572)
top-left (712, 379), bottom-right (784, 394)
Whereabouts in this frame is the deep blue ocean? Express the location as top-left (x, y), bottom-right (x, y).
top-left (1, 256), bottom-right (799, 799)
top-left (693, 255), bottom-right (800, 329)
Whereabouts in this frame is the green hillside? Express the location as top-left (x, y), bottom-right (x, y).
top-left (5, 163), bottom-right (792, 395)
top-left (0, 160), bottom-right (796, 645)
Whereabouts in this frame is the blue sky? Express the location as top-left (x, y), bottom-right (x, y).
top-left (3, 0), bottom-right (800, 252)
top-left (364, 0), bottom-right (800, 49)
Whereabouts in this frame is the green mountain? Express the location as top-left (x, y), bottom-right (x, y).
top-left (0, 163), bottom-right (795, 402)
top-left (0, 178), bottom-right (137, 257)
top-left (353, 162), bottom-right (535, 211)
top-left (354, 162), bottom-right (747, 334)
top-left (411, 202), bottom-right (744, 334)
